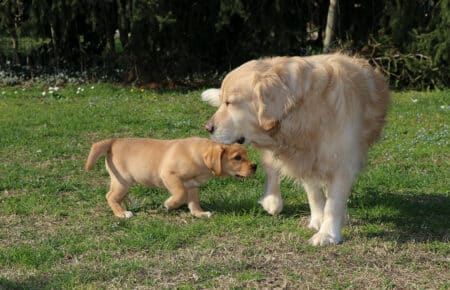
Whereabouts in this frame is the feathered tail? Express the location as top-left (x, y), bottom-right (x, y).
top-left (85, 139), bottom-right (115, 171)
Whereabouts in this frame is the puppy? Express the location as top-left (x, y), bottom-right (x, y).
top-left (85, 137), bottom-right (256, 218)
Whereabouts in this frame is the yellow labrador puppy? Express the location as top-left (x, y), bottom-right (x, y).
top-left (85, 137), bottom-right (256, 218)
top-left (202, 53), bottom-right (390, 245)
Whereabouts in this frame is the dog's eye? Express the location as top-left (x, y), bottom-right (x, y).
top-left (234, 155), bottom-right (242, 161)
top-left (225, 101), bottom-right (230, 106)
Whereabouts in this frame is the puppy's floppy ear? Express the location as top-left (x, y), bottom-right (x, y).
top-left (203, 144), bottom-right (226, 176)
top-left (253, 67), bottom-right (297, 131)
top-left (201, 88), bottom-right (221, 107)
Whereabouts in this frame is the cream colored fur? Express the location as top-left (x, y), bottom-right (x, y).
top-left (202, 53), bottom-right (390, 245)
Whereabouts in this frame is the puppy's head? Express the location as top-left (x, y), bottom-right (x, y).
top-left (203, 143), bottom-right (256, 178)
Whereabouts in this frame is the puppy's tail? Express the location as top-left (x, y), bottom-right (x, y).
top-left (85, 139), bottom-right (115, 171)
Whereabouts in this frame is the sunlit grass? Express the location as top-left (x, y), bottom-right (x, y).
top-left (0, 85), bottom-right (448, 288)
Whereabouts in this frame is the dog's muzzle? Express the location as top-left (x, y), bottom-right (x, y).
top-left (235, 137), bottom-right (245, 144)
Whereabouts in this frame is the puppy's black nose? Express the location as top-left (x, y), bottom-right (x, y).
top-left (251, 164), bottom-right (257, 171)
top-left (205, 122), bottom-right (214, 134)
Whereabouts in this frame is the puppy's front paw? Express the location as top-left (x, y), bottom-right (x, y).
top-left (192, 211), bottom-right (213, 218)
top-left (122, 211), bottom-right (134, 218)
top-left (258, 194), bottom-right (283, 215)
top-left (308, 232), bottom-right (341, 246)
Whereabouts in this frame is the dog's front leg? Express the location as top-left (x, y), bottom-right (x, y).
top-left (258, 151), bottom-right (283, 215)
top-left (161, 172), bottom-right (188, 210)
top-left (308, 171), bottom-right (353, 246)
top-left (187, 188), bottom-right (212, 218)
top-left (302, 179), bottom-right (326, 231)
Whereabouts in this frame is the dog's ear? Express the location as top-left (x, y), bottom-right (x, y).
top-left (201, 88), bottom-right (221, 107)
top-left (203, 144), bottom-right (226, 176)
top-left (253, 67), bottom-right (296, 131)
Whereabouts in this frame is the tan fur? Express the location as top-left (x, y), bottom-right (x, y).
top-left (202, 53), bottom-right (390, 245)
top-left (86, 137), bottom-right (256, 218)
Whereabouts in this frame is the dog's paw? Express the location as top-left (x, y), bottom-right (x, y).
top-left (202, 211), bottom-right (213, 218)
top-left (122, 211), bottom-right (134, 218)
top-left (308, 232), bottom-right (341, 246)
top-left (192, 211), bottom-right (213, 218)
top-left (258, 194), bottom-right (283, 215)
top-left (307, 217), bottom-right (322, 231)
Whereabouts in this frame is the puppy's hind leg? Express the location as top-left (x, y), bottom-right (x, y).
top-left (106, 178), bottom-right (133, 218)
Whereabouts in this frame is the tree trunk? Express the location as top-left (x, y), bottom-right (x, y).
top-left (323, 0), bottom-right (337, 53)
top-left (11, 28), bottom-right (19, 64)
top-left (50, 23), bottom-right (59, 69)
top-left (117, 0), bottom-right (130, 50)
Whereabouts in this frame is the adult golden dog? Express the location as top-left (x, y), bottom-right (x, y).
top-left (202, 53), bottom-right (390, 246)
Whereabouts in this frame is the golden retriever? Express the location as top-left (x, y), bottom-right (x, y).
top-left (85, 137), bottom-right (257, 218)
top-left (202, 53), bottom-right (390, 245)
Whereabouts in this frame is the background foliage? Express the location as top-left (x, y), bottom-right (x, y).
top-left (0, 0), bottom-right (449, 89)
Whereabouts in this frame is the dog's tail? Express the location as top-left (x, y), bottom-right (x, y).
top-left (85, 139), bottom-right (115, 171)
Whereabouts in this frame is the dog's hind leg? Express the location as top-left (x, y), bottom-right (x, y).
top-left (106, 178), bottom-right (133, 218)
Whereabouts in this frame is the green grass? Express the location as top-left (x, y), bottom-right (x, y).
top-left (0, 84), bottom-right (449, 289)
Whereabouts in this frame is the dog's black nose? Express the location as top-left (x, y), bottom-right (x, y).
top-left (205, 122), bottom-right (214, 134)
top-left (236, 137), bottom-right (245, 144)
top-left (251, 164), bottom-right (257, 171)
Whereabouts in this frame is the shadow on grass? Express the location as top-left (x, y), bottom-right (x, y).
top-left (0, 277), bottom-right (48, 290)
top-left (199, 188), bottom-right (449, 243)
top-left (129, 184), bottom-right (448, 243)
top-left (350, 189), bottom-right (449, 243)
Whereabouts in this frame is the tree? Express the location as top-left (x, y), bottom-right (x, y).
top-left (323, 0), bottom-right (337, 52)
top-left (0, 0), bottom-right (25, 64)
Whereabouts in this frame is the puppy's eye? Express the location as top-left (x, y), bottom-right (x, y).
top-left (225, 101), bottom-right (230, 106)
top-left (234, 155), bottom-right (242, 161)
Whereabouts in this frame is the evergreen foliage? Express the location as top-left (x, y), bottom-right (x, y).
top-left (0, 0), bottom-right (448, 89)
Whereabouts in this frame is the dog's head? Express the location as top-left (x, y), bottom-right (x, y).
top-left (203, 143), bottom-right (256, 178)
top-left (202, 58), bottom-right (297, 147)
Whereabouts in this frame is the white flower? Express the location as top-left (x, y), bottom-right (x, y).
top-left (411, 98), bottom-right (418, 103)
top-left (42, 91), bottom-right (46, 96)
top-left (90, 86), bottom-right (94, 89)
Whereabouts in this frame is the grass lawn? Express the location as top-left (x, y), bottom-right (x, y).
top-left (0, 84), bottom-right (449, 289)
